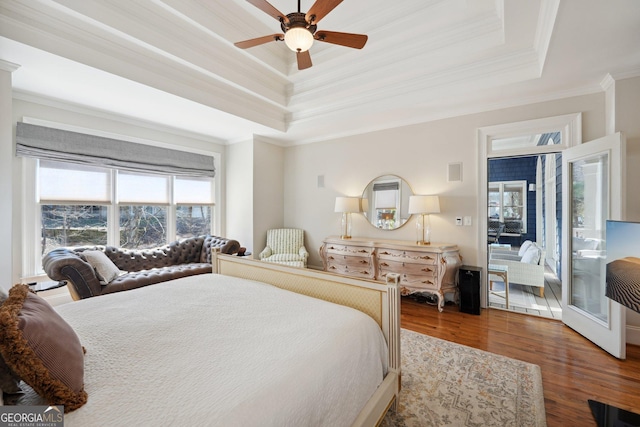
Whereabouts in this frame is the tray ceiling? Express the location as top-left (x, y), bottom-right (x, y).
top-left (1, 0), bottom-right (639, 145)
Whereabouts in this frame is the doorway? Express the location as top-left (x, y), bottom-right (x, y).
top-left (477, 113), bottom-right (582, 317)
top-left (487, 153), bottom-right (562, 319)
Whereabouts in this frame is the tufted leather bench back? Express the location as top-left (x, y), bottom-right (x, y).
top-left (104, 237), bottom-right (206, 272)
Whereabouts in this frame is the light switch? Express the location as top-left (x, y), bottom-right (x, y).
top-left (455, 217), bottom-right (463, 226)
top-left (463, 216), bottom-right (472, 226)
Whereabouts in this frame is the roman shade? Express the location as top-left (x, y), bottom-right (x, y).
top-left (373, 181), bottom-right (399, 209)
top-left (16, 122), bottom-right (215, 177)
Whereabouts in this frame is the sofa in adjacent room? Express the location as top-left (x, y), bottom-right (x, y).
top-left (489, 240), bottom-right (547, 297)
top-left (42, 235), bottom-right (242, 300)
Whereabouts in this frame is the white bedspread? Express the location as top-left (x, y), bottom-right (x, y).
top-left (55, 273), bottom-right (388, 426)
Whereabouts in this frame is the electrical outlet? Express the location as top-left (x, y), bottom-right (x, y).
top-left (463, 216), bottom-right (472, 226)
top-left (455, 217), bottom-right (463, 226)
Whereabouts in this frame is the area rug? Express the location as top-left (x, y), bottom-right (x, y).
top-left (381, 329), bottom-right (546, 427)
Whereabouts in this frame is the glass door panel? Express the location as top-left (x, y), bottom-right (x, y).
top-left (569, 153), bottom-right (608, 322)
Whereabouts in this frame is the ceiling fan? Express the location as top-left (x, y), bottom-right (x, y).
top-left (234, 0), bottom-right (368, 70)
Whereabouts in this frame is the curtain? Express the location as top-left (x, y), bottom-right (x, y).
top-left (16, 122), bottom-right (215, 177)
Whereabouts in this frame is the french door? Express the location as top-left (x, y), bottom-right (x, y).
top-left (561, 133), bottom-right (626, 359)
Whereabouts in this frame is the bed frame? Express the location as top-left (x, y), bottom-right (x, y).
top-left (213, 253), bottom-right (401, 427)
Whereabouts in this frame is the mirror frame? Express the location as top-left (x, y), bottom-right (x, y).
top-left (361, 174), bottom-right (414, 230)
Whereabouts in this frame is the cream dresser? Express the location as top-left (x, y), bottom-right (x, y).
top-left (319, 236), bottom-right (462, 312)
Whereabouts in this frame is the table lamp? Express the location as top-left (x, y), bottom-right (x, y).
top-left (408, 195), bottom-right (441, 245)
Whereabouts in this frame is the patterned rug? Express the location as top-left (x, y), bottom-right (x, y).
top-left (381, 329), bottom-right (546, 427)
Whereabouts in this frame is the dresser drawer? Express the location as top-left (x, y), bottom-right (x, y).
top-left (377, 248), bottom-right (438, 265)
top-left (326, 258), bottom-right (374, 279)
top-left (378, 260), bottom-right (438, 289)
top-left (325, 244), bottom-right (374, 258)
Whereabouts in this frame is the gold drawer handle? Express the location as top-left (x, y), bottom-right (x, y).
top-left (421, 268), bottom-right (433, 273)
top-left (360, 271), bottom-right (370, 274)
top-left (421, 280), bottom-right (434, 284)
top-left (357, 249), bottom-right (368, 253)
top-left (328, 256), bottom-right (335, 260)
top-left (420, 255), bottom-right (433, 260)
top-left (359, 260), bottom-right (368, 264)
top-left (380, 251), bottom-right (391, 255)
top-left (380, 262), bottom-right (389, 267)
top-left (329, 266), bottom-right (336, 270)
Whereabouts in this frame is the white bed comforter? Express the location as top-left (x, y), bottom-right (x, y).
top-left (56, 273), bottom-right (388, 427)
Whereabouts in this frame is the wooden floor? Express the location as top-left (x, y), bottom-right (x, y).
top-left (401, 297), bottom-right (640, 427)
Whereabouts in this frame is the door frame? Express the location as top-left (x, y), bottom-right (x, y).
top-left (477, 113), bottom-right (582, 308)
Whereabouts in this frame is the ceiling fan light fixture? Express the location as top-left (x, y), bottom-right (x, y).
top-left (284, 27), bottom-right (314, 52)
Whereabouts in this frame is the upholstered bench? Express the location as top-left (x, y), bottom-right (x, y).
top-left (42, 235), bottom-right (242, 300)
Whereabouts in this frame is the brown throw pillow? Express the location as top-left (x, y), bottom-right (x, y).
top-left (0, 286), bottom-right (22, 394)
top-left (0, 284), bottom-right (87, 412)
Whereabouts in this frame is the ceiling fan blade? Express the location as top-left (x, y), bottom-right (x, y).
top-left (246, 0), bottom-right (289, 24)
top-left (314, 31), bottom-right (368, 49)
top-left (296, 50), bottom-right (312, 70)
top-left (306, 0), bottom-right (343, 24)
top-left (234, 34), bottom-right (283, 49)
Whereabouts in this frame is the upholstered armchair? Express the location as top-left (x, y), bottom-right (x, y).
top-left (259, 228), bottom-right (309, 268)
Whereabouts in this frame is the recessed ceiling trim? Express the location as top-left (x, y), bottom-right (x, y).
top-left (8, 0), bottom-right (290, 107)
top-left (0, 4), bottom-right (288, 131)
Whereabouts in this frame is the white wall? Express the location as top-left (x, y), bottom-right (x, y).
top-left (613, 76), bottom-right (640, 341)
top-left (285, 92), bottom-right (605, 269)
top-left (226, 137), bottom-right (285, 256)
top-left (0, 63), bottom-right (16, 291)
top-left (226, 140), bottom-right (254, 254)
top-left (252, 138), bottom-right (284, 254)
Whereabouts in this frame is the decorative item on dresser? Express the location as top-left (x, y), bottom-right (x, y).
top-left (320, 236), bottom-right (462, 311)
top-left (334, 196), bottom-right (361, 239)
top-left (407, 195), bottom-right (441, 245)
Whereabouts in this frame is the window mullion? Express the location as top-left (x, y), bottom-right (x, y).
top-left (110, 169), bottom-right (119, 247)
top-left (168, 176), bottom-right (176, 242)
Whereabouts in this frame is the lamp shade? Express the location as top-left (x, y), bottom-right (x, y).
top-left (360, 198), bottom-right (369, 212)
top-left (284, 27), bottom-right (314, 52)
top-left (335, 197), bottom-right (361, 213)
top-left (408, 195), bottom-right (441, 214)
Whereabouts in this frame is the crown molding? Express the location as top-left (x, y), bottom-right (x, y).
top-left (0, 59), bottom-right (20, 72)
top-left (13, 90), bottom-right (229, 147)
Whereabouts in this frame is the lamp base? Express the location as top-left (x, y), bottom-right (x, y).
top-left (340, 235), bottom-right (352, 239)
top-left (416, 240), bottom-right (431, 246)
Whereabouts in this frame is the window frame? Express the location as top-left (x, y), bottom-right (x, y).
top-left (488, 180), bottom-right (528, 235)
top-left (23, 157), bottom-right (218, 279)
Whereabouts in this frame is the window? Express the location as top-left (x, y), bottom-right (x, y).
top-left (38, 160), bottom-right (214, 256)
top-left (488, 180), bottom-right (527, 234)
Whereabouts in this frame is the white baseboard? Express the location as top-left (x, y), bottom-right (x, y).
top-left (627, 325), bottom-right (640, 346)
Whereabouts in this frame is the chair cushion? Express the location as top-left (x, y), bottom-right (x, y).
top-left (518, 240), bottom-right (534, 257)
top-left (264, 254), bottom-right (306, 262)
top-left (268, 229), bottom-right (304, 254)
top-left (521, 245), bottom-right (541, 264)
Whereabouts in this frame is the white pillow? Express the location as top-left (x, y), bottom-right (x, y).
top-left (518, 240), bottom-right (533, 257)
top-left (520, 245), bottom-right (541, 264)
top-left (83, 250), bottom-right (122, 284)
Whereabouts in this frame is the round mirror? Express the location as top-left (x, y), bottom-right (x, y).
top-left (361, 175), bottom-right (413, 230)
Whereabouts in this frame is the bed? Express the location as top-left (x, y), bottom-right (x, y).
top-left (1, 253), bottom-right (401, 426)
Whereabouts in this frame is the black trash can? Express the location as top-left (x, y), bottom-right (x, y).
top-left (459, 265), bottom-right (482, 315)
